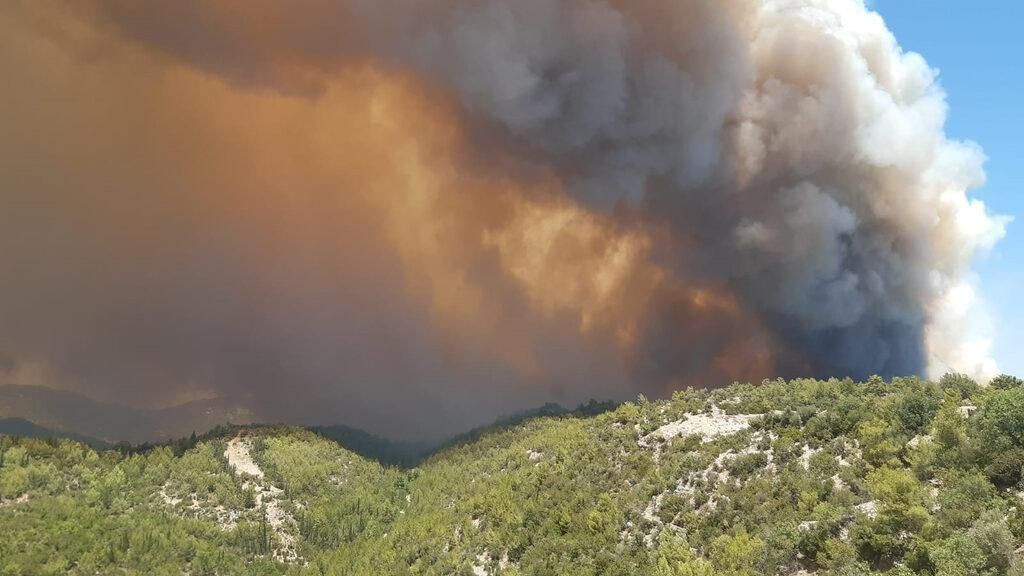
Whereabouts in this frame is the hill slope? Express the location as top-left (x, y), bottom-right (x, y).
top-left (4, 375), bottom-right (1024, 575)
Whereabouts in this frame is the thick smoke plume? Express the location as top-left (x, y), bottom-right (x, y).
top-left (0, 0), bottom-right (1008, 439)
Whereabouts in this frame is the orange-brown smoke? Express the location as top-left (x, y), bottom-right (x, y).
top-left (0, 1), bottom-right (782, 438)
top-left (0, 1), bottom-right (1006, 439)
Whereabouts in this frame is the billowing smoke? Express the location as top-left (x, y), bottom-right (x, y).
top-left (0, 0), bottom-right (1008, 439)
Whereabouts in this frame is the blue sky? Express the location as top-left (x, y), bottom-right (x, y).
top-left (872, 1), bottom-right (1023, 376)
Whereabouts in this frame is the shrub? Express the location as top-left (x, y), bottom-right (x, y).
top-left (896, 392), bottom-right (940, 435)
top-left (930, 534), bottom-right (985, 576)
top-left (990, 374), bottom-right (1024, 390)
top-left (939, 373), bottom-right (980, 400)
top-left (967, 510), bottom-right (1015, 573)
top-left (974, 387), bottom-right (1024, 485)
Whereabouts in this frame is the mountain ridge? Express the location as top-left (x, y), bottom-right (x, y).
top-left (0, 417), bottom-right (110, 450)
top-left (0, 384), bottom-right (257, 443)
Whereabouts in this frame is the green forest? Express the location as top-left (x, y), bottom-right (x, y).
top-left (5, 374), bottom-right (1024, 575)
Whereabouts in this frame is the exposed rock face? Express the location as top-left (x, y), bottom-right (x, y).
top-left (224, 435), bottom-right (301, 564)
top-left (641, 407), bottom-right (761, 447)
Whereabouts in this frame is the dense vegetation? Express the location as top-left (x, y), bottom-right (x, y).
top-left (5, 374), bottom-right (1024, 575)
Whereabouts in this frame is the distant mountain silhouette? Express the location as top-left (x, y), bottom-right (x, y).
top-left (0, 417), bottom-right (110, 449)
top-left (0, 385), bottom-right (619, 458)
top-left (311, 424), bottom-right (431, 467)
top-left (0, 385), bottom-right (257, 444)
top-left (312, 400), bottom-right (620, 468)
top-left (431, 400), bottom-right (617, 456)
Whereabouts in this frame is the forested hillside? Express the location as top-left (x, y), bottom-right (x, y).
top-left (5, 375), bottom-right (1024, 575)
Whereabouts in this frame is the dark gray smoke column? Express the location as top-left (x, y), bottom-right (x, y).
top-left (0, 0), bottom-right (1007, 439)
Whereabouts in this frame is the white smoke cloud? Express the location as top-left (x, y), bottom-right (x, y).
top-left (927, 279), bottom-right (1001, 382)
